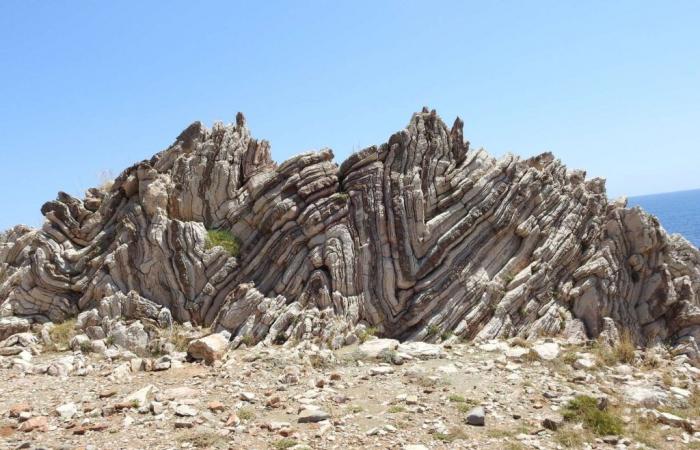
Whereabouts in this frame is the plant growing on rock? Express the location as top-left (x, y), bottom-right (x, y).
top-left (205, 229), bottom-right (241, 257)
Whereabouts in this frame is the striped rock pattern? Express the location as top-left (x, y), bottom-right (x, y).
top-left (1, 109), bottom-right (699, 358)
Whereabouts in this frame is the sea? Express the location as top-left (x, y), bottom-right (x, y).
top-left (628, 188), bottom-right (700, 248)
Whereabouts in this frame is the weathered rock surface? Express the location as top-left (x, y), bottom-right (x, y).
top-left (1, 109), bottom-right (699, 362)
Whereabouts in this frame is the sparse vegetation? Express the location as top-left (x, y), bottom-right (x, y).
top-left (273, 439), bottom-right (298, 449)
top-left (432, 428), bottom-right (469, 443)
top-left (48, 318), bottom-right (77, 351)
top-left (169, 324), bottom-right (193, 352)
top-left (425, 323), bottom-right (442, 338)
top-left (358, 326), bottom-right (378, 343)
top-left (554, 427), bottom-right (587, 448)
top-left (523, 349), bottom-right (541, 362)
top-left (440, 330), bottom-right (454, 341)
top-left (562, 395), bottom-right (623, 436)
top-left (510, 337), bottom-right (531, 348)
top-left (79, 341), bottom-right (93, 353)
top-left (237, 407), bottom-right (255, 421)
top-left (448, 394), bottom-right (466, 403)
top-left (387, 405), bottom-right (405, 413)
top-left (331, 192), bottom-right (350, 202)
top-left (206, 229), bottom-right (241, 257)
top-left (176, 431), bottom-right (225, 449)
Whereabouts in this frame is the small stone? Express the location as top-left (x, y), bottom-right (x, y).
top-left (240, 392), bottom-right (256, 402)
top-left (298, 409), bottom-right (331, 423)
top-left (466, 406), bottom-right (485, 426)
top-left (573, 358), bottom-right (595, 370)
top-left (175, 405), bottom-right (198, 417)
top-left (150, 401), bottom-right (165, 415)
top-left (98, 389), bottom-right (117, 399)
top-left (542, 415), bottom-right (563, 431)
top-left (56, 403), bottom-right (78, 420)
top-left (370, 366), bottom-right (395, 375)
top-left (19, 416), bottom-right (48, 432)
top-left (9, 403), bottom-right (32, 418)
top-left (207, 401), bottom-right (225, 412)
top-left (174, 419), bottom-right (194, 429)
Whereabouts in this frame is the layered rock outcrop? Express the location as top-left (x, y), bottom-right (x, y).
top-left (1, 109), bottom-right (699, 359)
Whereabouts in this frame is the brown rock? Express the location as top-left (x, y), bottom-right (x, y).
top-left (8, 403), bottom-right (32, 418)
top-left (19, 416), bottom-right (48, 432)
top-left (207, 401), bottom-right (225, 412)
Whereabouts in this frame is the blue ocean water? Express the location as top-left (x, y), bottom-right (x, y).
top-left (628, 189), bottom-right (700, 248)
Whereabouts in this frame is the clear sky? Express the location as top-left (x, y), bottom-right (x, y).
top-left (1, 1), bottom-right (699, 231)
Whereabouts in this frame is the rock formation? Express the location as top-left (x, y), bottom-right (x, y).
top-left (1, 109), bottom-right (699, 360)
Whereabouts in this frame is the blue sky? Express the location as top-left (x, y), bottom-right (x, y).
top-left (1, 1), bottom-right (698, 230)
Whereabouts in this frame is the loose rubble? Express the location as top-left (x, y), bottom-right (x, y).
top-left (0, 326), bottom-right (699, 449)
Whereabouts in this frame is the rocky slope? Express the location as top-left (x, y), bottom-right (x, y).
top-left (1, 108), bottom-right (700, 361)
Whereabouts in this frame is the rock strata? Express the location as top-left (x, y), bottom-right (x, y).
top-left (1, 109), bottom-right (699, 363)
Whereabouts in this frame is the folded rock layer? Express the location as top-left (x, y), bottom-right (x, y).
top-left (1, 109), bottom-right (699, 358)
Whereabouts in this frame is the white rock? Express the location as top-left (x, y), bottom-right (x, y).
top-left (124, 384), bottom-right (156, 408)
top-left (56, 403), bottom-right (78, 420)
top-left (532, 342), bottom-right (560, 360)
top-left (623, 384), bottom-right (668, 407)
top-left (396, 342), bottom-right (443, 359)
top-left (175, 405), bottom-right (198, 417)
top-left (187, 333), bottom-right (229, 364)
top-left (573, 358), bottom-right (595, 370)
top-left (358, 339), bottom-right (399, 358)
top-left (370, 366), bottom-right (395, 375)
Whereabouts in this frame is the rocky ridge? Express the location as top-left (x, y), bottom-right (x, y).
top-left (1, 108), bottom-right (699, 359)
top-left (2, 108), bottom-right (700, 449)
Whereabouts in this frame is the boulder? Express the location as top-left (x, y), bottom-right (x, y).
top-left (358, 339), bottom-right (399, 358)
top-left (187, 333), bottom-right (229, 364)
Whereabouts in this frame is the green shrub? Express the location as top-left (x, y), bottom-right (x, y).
top-left (273, 439), bottom-right (298, 449)
top-left (425, 324), bottom-right (442, 338)
top-left (358, 326), bottom-right (378, 343)
top-left (206, 229), bottom-right (241, 257)
top-left (563, 395), bottom-right (623, 435)
top-left (238, 407), bottom-right (254, 421)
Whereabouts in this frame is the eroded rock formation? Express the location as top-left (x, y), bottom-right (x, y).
top-left (1, 109), bottom-right (699, 359)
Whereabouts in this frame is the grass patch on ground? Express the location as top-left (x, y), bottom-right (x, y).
top-left (175, 431), bottom-right (226, 449)
top-left (432, 428), bottom-right (469, 443)
top-left (387, 405), bottom-right (405, 413)
top-left (448, 394), bottom-right (467, 403)
top-left (237, 407), bottom-right (255, 421)
top-left (592, 330), bottom-right (636, 366)
top-left (554, 427), bottom-right (588, 448)
top-left (206, 229), bottom-right (241, 257)
top-left (48, 318), bottom-right (77, 351)
top-left (562, 395), bottom-right (623, 436)
top-left (273, 439), bottom-right (298, 449)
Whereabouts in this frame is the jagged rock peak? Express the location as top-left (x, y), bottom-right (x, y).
top-left (1, 109), bottom-right (699, 364)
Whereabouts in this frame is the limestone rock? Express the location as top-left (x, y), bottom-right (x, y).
top-left (187, 333), bottom-right (229, 364)
top-left (298, 409), bottom-right (331, 423)
top-left (358, 339), bottom-right (399, 358)
top-left (0, 109), bottom-right (698, 361)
